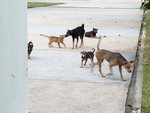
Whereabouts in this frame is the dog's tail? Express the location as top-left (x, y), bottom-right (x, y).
top-left (81, 24), bottom-right (84, 28)
top-left (92, 48), bottom-right (95, 53)
top-left (97, 36), bottom-right (102, 50)
top-left (40, 34), bottom-right (50, 38)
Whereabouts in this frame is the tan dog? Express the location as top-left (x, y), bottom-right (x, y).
top-left (40, 34), bottom-right (66, 48)
top-left (94, 37), bottom-right (133, 81)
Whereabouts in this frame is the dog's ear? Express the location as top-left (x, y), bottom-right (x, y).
top-left (123, 61), bottom-right (127, 65)
top-left (60, 35), bottom-right (65, 37)
top-left (67, 29), bottom-right (72, 33)
top-left (123, 61), bottom-right (134, 65)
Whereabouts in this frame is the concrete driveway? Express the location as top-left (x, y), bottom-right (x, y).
top-left (28, 0), bottom-right (142, 113)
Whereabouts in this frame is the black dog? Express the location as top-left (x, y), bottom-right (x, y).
top-left (65, 24), bottom-right (85, 49)
top-left (28, 41), bottom-right (34, 59)
top-left (85, 28), bottom-right (98, 38)
top-left (80, 48), bottom-right (95, 67)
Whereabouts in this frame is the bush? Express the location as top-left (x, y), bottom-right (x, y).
top-left (141, 0), bottom-right (150, 12)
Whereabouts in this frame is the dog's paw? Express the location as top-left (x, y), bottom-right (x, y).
top-left (122, 78), bottom-right (127, 81)
top-left (101, 75), bottom-right (105, 77)
top-left (106, 73), bottom-right (113, 76)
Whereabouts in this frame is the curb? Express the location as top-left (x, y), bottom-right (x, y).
top-left (132, 24), bottom-right (145, 113)
top-left (125, 13), bottom-right (145, 113)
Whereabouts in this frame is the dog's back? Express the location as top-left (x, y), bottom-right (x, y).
top-left (66, 24), bottom-right (85, 37)
top-left (83, 48), bottom-right (95, 59)
top-left (40, 34), bottom-right (64, 42)
top-left (85, 28), bottom-right (98, 37)
top-left (85, 31), bottom-right (94, 37)
top-left (57, 35), bottom-right (65, 43)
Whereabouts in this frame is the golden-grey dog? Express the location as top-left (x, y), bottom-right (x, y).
top-left (94, 37), bottom-right (133, 81)
top-left (40, 34), bottom-right (66, 48)
top-left (80, 48), bottom-right (95, 67)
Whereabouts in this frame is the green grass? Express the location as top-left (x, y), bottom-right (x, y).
top-left (142, 10), bottom-right (150, 113)
top-left (28, 2), bottom-right (61, 8)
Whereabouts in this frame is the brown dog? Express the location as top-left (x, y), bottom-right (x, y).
top-left (80, 48), bottom-right (95, 67)
top-left (40, 34), bottom-right (66, 48)
top-left (94, 37), bottom-right (133, 81)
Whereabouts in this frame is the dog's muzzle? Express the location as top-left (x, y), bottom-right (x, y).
top-left (127, 70), bottom-right (132, 73)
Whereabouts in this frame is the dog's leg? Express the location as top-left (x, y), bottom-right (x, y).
top-left (28, 55), bottom-right (31, 59)
top-left (107, 65), bottom-right (113, 76)
top-left (79, 37), bottom-right (84, 48)
top-left (89, 58), bottom-right (94, 65)
top-left (98, 61), bottom-right (105, 77)
top-left (48, 41), bottom-right (53, 47)
top-left (72, 38), bottom-right (75, 49)
top-left (76, 38), bottom-right (79, 48)
top-left (80, 59), bottom-right (84, 68)
top-left (119, 65), bottom-right (127, 81)
top-left (84, 59), bottom-right (88, 66)
top-left (58, 43), bottom-right (61, 48)
top-left (62, 43), bottom-right (66, 47)
top-left (48, 42), bottom-right (51, 47)
top-left (81, 38), bottom-right (84, 46)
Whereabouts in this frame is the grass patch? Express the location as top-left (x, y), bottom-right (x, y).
top-left (28, 2), bottom-right (61, 8)
top-left (142, 10), bottom-right (150, 113)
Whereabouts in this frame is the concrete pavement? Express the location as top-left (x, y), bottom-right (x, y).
top-left (27, 0), bottom-right (142, 113)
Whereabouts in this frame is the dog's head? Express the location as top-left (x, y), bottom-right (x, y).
top-left (60, 34), bottom-right (65, 38)
top-left (28, 41), bottom-right (34, 51)
top-left (65, 30), bottom-right (72, 37)
top-left (80, 51), bottom-right (87, 59)
top-left (123, 60), bottom-right (134, 73)
top-left (93, 28), bottom-right (98, 33)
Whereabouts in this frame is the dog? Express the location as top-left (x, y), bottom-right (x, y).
top-left (80, 48), bottom-right (95, 67)
top-left (40, 34), bottom-right (66, 48)
top-left (94, 37), bottom-right (133, 81)
top-left (28, 41), bottom-right (34, 59)
top-left (65, 24), bottom-right (85, 49)
top-left (85, 28), bottom-right (98, 38)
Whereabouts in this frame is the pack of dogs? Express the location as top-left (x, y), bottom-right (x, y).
top-left (28, 24), bottom-right (134, 81)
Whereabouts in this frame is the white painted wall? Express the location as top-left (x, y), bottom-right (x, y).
top-left (0, 0), bottom-right (28, 113)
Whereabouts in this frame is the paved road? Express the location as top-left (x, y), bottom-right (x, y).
top-left (28, 0), bottom-right (142, 113)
